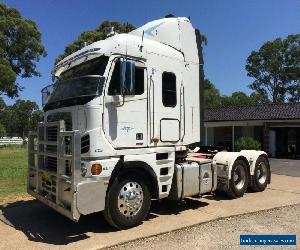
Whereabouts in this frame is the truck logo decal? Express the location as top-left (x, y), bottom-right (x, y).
top-left (121, 126), bottom-right (134, 132)
top-left (144, 22), bottom-right (164, 37)
top-left (95, 148), bottom-right (103, 152)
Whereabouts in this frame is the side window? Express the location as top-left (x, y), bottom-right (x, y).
top-left (135, 67), bottom-right (144, 95)
top-left (162, 72), bottom-right (176, 107)
top-left (108, 59), bottom-right (145, 96)
top-left (108, 60), bottom-right (121, 95)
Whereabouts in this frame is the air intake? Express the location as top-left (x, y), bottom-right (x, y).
top-left (165, 14), bottom-right (176, 18)
top-left (81, 134), bottom-right (90, 154)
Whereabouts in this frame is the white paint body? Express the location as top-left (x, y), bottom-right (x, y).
top-left (28, 17), bottom-right (269, 221)
top-left (50, 17), bottom-right (201, 200)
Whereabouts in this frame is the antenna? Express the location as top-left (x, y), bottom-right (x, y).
top-left (125, 33), bottom-right (128, 59)
top-left (140, 30), bottom-right (145, 52)
top-left (106, 27), bottom-right (117, 37)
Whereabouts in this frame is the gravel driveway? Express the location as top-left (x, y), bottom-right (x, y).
top-left (106, 204), bottom-right (300, 250)
top-left (269, 158), bottom-right (300, 177)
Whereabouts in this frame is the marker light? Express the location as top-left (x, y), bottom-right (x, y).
top-left (91, 164), bottom-right (102, 175)
top-left (151, 136), bottom-right (160, 143)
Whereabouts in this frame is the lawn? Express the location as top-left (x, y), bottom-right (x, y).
top-left (0, 146), bottom-right (28, 201)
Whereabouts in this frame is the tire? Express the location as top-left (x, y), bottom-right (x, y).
top-left (251, 156), bottom-right (270, 192)
top-left (226, 159), bottom-right (249, 199)
top-left (103, 174), bottom-right (151, 229)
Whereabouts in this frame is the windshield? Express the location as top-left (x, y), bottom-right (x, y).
top-left (43, 76), bottom-right (105, 111)
top-left (42, 55), bottom-right (109, 111)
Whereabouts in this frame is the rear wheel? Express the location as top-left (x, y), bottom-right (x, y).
top-left (226, 159), bottom-right (249, 198)
top-left (251, 156), bottom-right (270, 192)
top-left (103, 175), bottom-right (151, 229)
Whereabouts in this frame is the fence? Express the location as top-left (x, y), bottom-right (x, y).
top-left (0, 137), bottom-right (24, 145)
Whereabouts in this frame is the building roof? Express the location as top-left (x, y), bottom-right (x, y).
top-left (204, 103), bottom-right (300, 122)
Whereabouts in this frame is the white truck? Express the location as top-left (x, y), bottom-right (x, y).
top-left (28, 16), bottom-right (271, 229)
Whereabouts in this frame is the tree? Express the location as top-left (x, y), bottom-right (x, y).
top-left (288, 85), bottom-right (300, 102)
top-left (221, 91), bottom-right (253, 106)
top-left (246, 34), bottom-right (300, 103)
top-left (249, 91), bottom-right (270, 104)
top-left (0, 123), bottom-right (6, 137)
top-left (30, 109), bottom-right (43, 131)
top-left (204, 81), bottom-right (270, 108)
top-left (0, 107), bottom-right (15, 136)
top-left (55, 21), bottom-right (136, 64)
top-left (0, 97), bottom-right (6, 110)
top-left (13, 100), bottom-right (40, 138)
top-left (204, 79), bottom-right (222, 108)
top-left (0, 99), bottom-right (41, 138)
top-left (0, 3), bottom-right (47, 98)
top-left (221, 91), bottom-right (270, 106)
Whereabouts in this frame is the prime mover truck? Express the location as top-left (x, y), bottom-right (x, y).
top-left (28, 16), bottom-right (271, 229)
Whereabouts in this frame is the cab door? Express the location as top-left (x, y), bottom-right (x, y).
top-left (149, 60), bottom-right (183, 146)
top-left (103, 58), bottom-right (148, 148)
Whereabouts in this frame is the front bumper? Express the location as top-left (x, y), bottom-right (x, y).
top-left (28, 121), bottom-right (81, 221)
top-left (28, 188), bottom-right (78, 220)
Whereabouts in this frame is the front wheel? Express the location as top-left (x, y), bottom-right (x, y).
top-left (103, 175), bottom-right (151, 229)
top-left (226, 159), bottom-right (249, 199)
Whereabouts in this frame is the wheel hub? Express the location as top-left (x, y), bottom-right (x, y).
top-left (118, 182), bottom-right (143, 217)
top-left (257, 162), bottom-right (267, 184)
top-left (234, 165), bottom-right (246, 190)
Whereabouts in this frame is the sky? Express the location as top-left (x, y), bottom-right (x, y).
top-left (3, 0), bottom-right (300, 107)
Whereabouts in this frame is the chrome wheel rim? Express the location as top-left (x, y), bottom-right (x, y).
top-left (118, 182), bottom-right (143, 217)
top-left (257, 162), bottom-right (267, 184)
top-left (233, 165), bottom-right (246, 190)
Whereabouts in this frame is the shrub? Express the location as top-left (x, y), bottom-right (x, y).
top-left (235, 137), bottom-right (261, 151)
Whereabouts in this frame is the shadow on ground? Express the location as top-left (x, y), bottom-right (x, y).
top-left (0, 197), bottom-right (210, 246)
top-left (203, 189), bottom-right (259, 201)
top-left (0, 200), bottom-right (114, 245)
top-left (150, 198), bottom-right (209, 216)
top-left (202, 192), bottom-right (231, 201)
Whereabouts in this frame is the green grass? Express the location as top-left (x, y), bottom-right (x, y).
top-left (0, 146), bottom-right (28, 200)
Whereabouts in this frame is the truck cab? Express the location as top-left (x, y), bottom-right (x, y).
top-left (28, 16), bottom-right (271, 229)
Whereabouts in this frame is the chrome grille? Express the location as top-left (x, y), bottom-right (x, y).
top-left (47, 156), bottom-right (57, 171)
top-left (46, 145), bottom-right (57, 153)
top-left (47, 126), bottom-right (58, 142)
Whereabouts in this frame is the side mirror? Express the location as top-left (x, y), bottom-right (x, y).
top-left (120, 60), bottom-right (135, 95)
top-left (41, 84), bottom-right (54, 107)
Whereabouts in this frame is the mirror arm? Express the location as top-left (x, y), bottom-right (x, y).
top-left (114, 95), bottom-right (125, 107)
